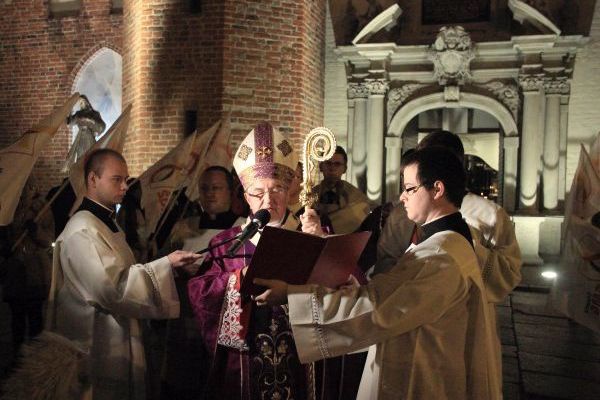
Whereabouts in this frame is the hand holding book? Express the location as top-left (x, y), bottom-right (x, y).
top-left (240, 226), bottom-right (370, 298)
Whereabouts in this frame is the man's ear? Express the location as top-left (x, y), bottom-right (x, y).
top-left (432, 180), bottom-right (446, 200)
top-left (87, 172), bottom-right (97, 189)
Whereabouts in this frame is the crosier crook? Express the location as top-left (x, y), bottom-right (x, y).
top-left (300, 127), bottom-right (337, 208)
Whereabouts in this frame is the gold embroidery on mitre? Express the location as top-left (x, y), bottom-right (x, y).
top-left (256, 146), bottom-right (273, 160)
top-left (277, 140), bottom-right (292, 157)
top-left (237, 144), bottom-right (253, 161)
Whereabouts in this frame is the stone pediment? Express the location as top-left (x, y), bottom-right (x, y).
top-left (428, 26), bottom-right (475, 86)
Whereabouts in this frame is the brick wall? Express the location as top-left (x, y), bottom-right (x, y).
top-left (122, 0), bottom-right (326, 176)
top-left (1, 0), bottom-right (326, 184)
top-left (567, 0), bottom-right (600, 189)
top-left (122, 0), bottom-right (226, 175)
top-left (0, 0), bottom-right (122, 193)
top-left (324, 1), bottom-right (349, 148)
top-left (221, 0), bottom-right (326, 154)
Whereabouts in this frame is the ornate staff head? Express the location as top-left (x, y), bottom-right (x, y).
top-left (300, 127), bottom-right (336, 208)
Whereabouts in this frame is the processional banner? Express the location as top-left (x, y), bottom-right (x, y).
top-left (139, 117), bottom-right (230, 237)
top-left (551, 139), bottom-right (600, 333)
top-left (0, 93), bottom-right (80, 226)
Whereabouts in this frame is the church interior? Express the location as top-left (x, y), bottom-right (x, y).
top-left (1, 1), bottom-right (600, 399)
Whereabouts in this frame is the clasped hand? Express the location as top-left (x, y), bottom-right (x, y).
top-left (167, 250), bottom-right (202, 270)
top-left (300, 207), bottom-right (325, 237)
top-left (252, 274), bottom-right (360, 307)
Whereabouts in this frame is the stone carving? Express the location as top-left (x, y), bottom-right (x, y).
top-left (544, 76), bottom-right (570, 95)
top-left (387, 83), bottom-right (427, 120)
top-left (364, 79), bottom-right (389, 96)
top-left (62, 95), bottom-right (105, 173)
top-left (444, 86), bottom-right (460, 101)
top-left (518, 73), bottom-right (545, 92)
top-left (347, 82), bottom-right (369, 99)
top-left (477, 80), bottom-right (521, 120)
top-left (428, 26), bottom-right (475, 86)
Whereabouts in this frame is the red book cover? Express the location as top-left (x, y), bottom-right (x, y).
top-left (241, 226), bottom-right (371, 297)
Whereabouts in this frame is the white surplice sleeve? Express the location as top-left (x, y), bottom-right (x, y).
top-left (471, 207), bottom-right (522, 303)
top-left (60, 229), bottom-right (179, 319)
top-left (287, 250), bottom-right (467, 363)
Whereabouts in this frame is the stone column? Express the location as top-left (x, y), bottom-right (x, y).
top-left (542, 77), bottom-right (569, 210)
top-left (365, 79), bottom-right (389, 204)
top-left (558, 94), bottom-right (569, 203)
top-left (503, 136), bottom-right (519, 213)
top-left (349, 83), bottom-right (368, 191)
top-left (384, 84), bottom-right (425, 202)
top-left (518, 74), bottom-right (545, 212)
top-left (542, 95), bottom-right (561, 210)
top-left (346, 95), bottom-right (355, 183)
top-left (385, 136), bottom-right (402, 202)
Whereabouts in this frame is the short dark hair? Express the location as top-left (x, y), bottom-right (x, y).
top-left (417, 130), bottom-right (465, 161)
top-left (334, 146), bottom-right (348, 164)
top-left (84, 149), bottom-right (127, 187)
top-left (202, 165), bottom-right (234, 190)
top-left (401, 147), bottom-right (466, 208)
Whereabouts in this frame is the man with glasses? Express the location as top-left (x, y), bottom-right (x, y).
top-left (187, 122), bottom-right (354, 400)
top-left (315, 146), bottom-right (371, 233)
top-left (253, 146), bottom-right (501, 399)
top-left (159, 165), bottom-right (245, 399)
top-left (378, 131), bottom-right (521, 298)
top-left (376, 131), bottom-right (522, 390)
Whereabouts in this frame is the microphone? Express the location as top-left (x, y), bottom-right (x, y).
top-left (226, 209), bottom-right (271, 256)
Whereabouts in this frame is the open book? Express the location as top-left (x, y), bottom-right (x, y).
top-left (241, 226), bottom-right (371, 296)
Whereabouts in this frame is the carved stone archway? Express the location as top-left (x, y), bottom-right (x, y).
top-left (386, 91), bottom-right (519, 210)
top-left (338, 25), bottom-right (584, 213)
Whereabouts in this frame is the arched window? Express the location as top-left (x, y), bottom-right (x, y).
top-left (72, 47), bottom-right (122, 141)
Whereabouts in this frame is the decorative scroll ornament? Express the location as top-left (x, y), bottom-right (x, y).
top-left (518, 73), bottom-right (545, 92)
top-left (348, 83), bottom-right (369, 99)
top-left (364, 79), bottom-right (389, 96)
top-left (300, 127), bottom-right (337, 208)
top-left (387, 83), bottom-right (427, 120)
top-left (544, 76), bottom-right (570, 95)
top-left (477, 80), bottom-right (521, 120)
top-left (428, 26), bottom-right (475, 86)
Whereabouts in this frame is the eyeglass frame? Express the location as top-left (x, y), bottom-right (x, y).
top-left (244, 185), bottom-right (288, 200)
top-left (401, 183), bottom-right (428, 196)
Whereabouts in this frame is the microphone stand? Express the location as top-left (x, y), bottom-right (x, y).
top-left (195, 234), bottom-right (239, 255)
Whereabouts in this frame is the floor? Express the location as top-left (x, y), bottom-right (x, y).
top-left (500, 263), bottom-right (600, 400)
top-left (1, 263), bottom-right (599, 399)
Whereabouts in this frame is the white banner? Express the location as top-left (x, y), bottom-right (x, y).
top-left (0, 93), bottom-right (80, 225)
top-left (550, 144), bottom-right (600, 333)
